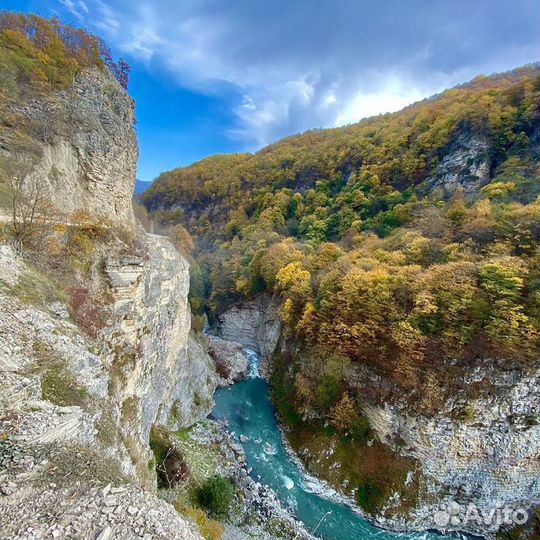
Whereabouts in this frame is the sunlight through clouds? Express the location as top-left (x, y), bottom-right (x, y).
top-left (53, 0), bottom-right (539, 149)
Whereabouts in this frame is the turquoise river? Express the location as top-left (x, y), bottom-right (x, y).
top-left (212, 350), bottom-right (472, 540)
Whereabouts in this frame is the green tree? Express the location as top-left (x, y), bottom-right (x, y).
top-left (198, 475), bottom-right (234, 518)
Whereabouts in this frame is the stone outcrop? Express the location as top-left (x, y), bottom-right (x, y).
top-left (0, 67), bottom-right (211, 539)
top-left (103, 234), bottom-right (217, 440)
top-left (1, 67), bottom-right (138, 231)
top-left (213, 294), bottom-right (281, 362)
top-left (206, 335), bottom-right (249, 385)
top-left (347, 358), bottom-right (540, 536)
top-left (424, 129), bottom-right (491, 196)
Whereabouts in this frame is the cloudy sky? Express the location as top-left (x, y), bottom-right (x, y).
top-left (9, 0), bottom-right (540, 182)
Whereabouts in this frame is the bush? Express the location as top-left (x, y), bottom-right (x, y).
top-left (351, 415), bottom-right (371, 443)
top-left (68, 287), bottom-right (105, 339)
top-left (197, 475), bottom-right (234, 518)
top-left (315, 374), bottom-right (343, 413)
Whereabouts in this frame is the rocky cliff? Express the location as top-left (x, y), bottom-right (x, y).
top-left (212, 294), bottom-right (281, 364)
top-left (212, 294), bottom-right (540, 537)
top-left (0, 67), bottom-right (138, 231)
top-left (349, 358), bottom-right (540, 536)
top-left (0, 65), bottom-right (216, 540)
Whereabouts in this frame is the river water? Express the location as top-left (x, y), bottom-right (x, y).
top-left (212, 350), bottom-right (464, 540)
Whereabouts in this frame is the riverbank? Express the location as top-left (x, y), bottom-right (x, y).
top-left (211, 366), bottom-right (465, 540)
top-left (159, 419), bottom-right (314, 540)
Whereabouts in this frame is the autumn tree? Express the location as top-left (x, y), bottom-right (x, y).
top-left (7, 175), bottom-right (58, 254)
top-left (329, 392), bottom-right (359, 433)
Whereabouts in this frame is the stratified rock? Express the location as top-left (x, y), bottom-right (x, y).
top-left (0, 62), bottom-right (212, 539)
top-left (423, 129), bottom-right (490, 196)
top-left (213, 294), bottom-right (281, 362)
top-left (206, 335), bottom-right (249, 384)
top-left (3, 67), bottom-right (138, 231)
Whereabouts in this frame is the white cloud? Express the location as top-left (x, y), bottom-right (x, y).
top-left (93, 0), bottom-right (121, 33)
top-left (56, 0), bottom-right (539, 149)
top-left (78, 1), bottom-right (89, 14)
top-left (59, 0), bottom-right (84, 21)
top-left (335, 80), bottom-right (426, 126)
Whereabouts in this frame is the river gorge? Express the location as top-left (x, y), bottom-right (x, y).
top-left (212, 349), bottom-right (465, 540)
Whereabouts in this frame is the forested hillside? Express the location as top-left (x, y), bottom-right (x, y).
top-left (143, 70), bottom-right (540, 517)
top-left (143, 65), bottom-right (539, 378)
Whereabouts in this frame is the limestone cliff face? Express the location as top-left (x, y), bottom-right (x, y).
top-left (1, 67), bottom-right (138, 230)
top-left (423, 129), bottom-right (491, 196)
top-left (0, 67), bottom-right (212, 539)
top-left (349, 359), bottom-right (540, 536)
top-left (104, 235), bottom-right (217, 439)
top-left (212, 294), bottom-right (281, 362)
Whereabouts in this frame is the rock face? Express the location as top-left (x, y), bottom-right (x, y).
top-left (103, 235), bottom-right (217, 440)
top-left (424, 129), bottom-right (491, 196)
top-left (213, 294), bottom-right (281, 362)
top-left (0, 67), bottom-right (211, 539)
top-left (2, 67), bottom-right (138, 231)
top-left (0, 240), bottom-right (211, 538)
top-left (206, 335), bottom-right (249, 385)
top-left (345, 358), bottom-right (540, 536)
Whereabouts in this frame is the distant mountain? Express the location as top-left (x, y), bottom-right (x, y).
top-left (134, 179), bottom-right (152, 195)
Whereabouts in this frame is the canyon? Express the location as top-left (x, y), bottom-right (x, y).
top-left (0, 19), bottom-right (538, 540)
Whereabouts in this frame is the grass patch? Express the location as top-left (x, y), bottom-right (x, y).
top-left (10, 270), bottom-right (67, 307)
top-left (175, 504), bottom-right (224, 540)
top-left (173, 427), bottom-right (221, 488)
top-left (41, 368), bottom-right (90, 408)
top-left (30, 339), bottom-right (59, 373)
top-left (44, 444), bottom-right (127, 488)
top-left (456, 405), bottom-right (476, 423)
top-left (121, 396), bottom-right (140, 427)
top-left (96, 406), bottom-right (117, 447)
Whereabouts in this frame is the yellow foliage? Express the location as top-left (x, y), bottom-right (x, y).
top-left (176, 504), bottom-right (223, 540)
top-left (329, 393), bottom-right (359, 433)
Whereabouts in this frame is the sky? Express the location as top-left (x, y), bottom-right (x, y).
top-left (5, 0), bottom-right (540, 183)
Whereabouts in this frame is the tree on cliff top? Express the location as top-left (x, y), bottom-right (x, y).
top-left (0, 11), bottom-right (130, 95)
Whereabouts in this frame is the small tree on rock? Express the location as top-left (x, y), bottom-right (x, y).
top-left (329, 392), bottom-right (359, 433)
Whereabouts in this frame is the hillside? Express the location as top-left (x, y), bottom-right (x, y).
top-left (143, 65), bottom-right (540, 366)
top-left (143, 65), bottom-right (539, 241)
top-left (142, 66), bottom-right (540, 534)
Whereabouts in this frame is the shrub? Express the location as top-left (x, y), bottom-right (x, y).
top-left (68, 287), bottom-right (105, 339)
top-left (197, 475), bottom-right (234, 518)
top-left (329, 392), bottom-right (358, 433)
top-left (315, 374), bottom-right (343, 413)
top-left (11, 270), bottom-right (66, 306)
top-left (351, 415), bottom-right (371, 443)
top-left (148, 425), bottom-right (190, 488)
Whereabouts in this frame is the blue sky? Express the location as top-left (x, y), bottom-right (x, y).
top-left (5, 0), bottom-right (539, 183)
